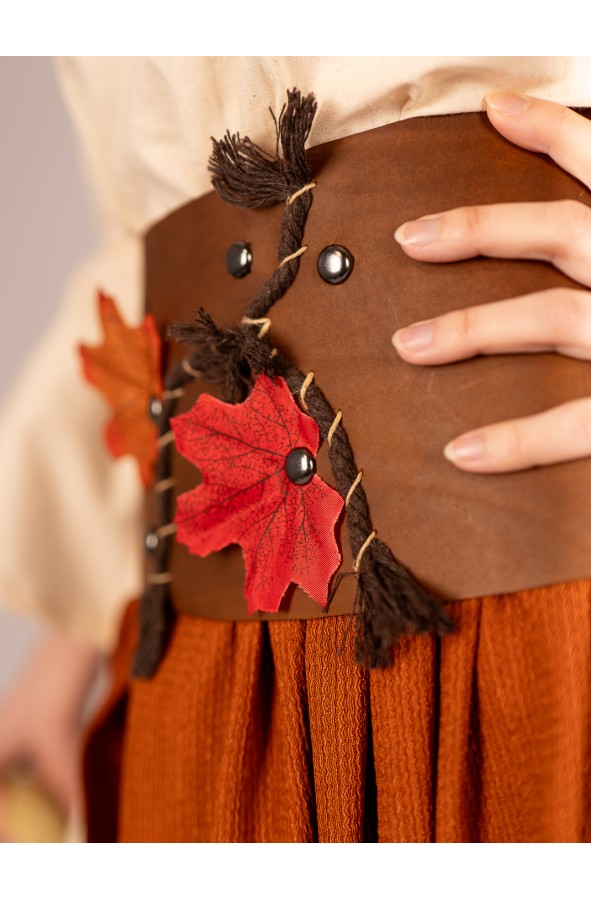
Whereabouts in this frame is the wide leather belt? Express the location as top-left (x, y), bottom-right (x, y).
top-left (144, 110), bottom-right (591, 622)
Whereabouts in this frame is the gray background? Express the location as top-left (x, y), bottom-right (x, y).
top-left (0, 57), bottom-right (98, 692)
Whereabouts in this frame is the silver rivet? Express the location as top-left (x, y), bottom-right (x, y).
top-left (317, 244), bottom-right (353, 285)
top-left (149, 396), bottom-right (163, 421)
top-left (145, 529), bottom-right (159, 554)
top-left (285, 447), bottom-right (316, 485)
top-left (226, 241), bottom-right (253, 278)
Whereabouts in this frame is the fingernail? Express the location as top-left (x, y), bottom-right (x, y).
top-left (486, 92), bottom-right (531, 116)
top-left (394, 216), bottom-right (440, 247)
top-left (392, 320), bottom-right (435, 352)
top-left (444, 432), bottom-right (486, 463)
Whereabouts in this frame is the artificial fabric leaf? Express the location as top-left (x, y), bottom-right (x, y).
top-left (79, 290), bottom-right (162, 487)
top-left (171, 374), bottom-right (344, 613)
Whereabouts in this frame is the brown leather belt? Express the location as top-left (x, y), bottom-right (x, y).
top-left (144, 110), bottom-right (591, 622)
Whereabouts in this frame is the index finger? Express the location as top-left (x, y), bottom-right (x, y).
top-left (486, 93), bottom-right (591, 191)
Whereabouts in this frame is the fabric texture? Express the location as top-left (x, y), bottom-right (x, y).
top-left (0, 237), bottom-right (143, 648)
top-left (2, 57), bottom-right (591, 643)
top-left (85, 576), bottom-right (591, 842)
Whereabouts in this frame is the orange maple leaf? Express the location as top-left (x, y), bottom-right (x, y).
top-left (79, 290), bottom-right (163, 487)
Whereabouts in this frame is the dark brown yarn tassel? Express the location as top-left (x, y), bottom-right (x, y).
top-left (169, 309), bottom-right (252, 403)
top-left (353, 538), bottom-right (455, 669)
top-left (208, 88), bottom-right (317, 208)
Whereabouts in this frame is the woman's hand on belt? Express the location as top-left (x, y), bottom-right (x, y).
top-left (392, 93), bottom-right (591, 474)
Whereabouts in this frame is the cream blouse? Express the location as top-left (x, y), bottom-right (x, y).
top-left (1, 56), bottom-right (590, 649)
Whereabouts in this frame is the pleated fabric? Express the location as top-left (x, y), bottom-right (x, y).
top-left (84, 578), bottom-right (591, 842)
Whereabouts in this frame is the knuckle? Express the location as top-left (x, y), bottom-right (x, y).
top-left (461, 204), bottom-right (484, 239)
top-left (542, 288), bottom-right (591, 334)
top-left (501, 421), bottom-right (527, 462)
top-left (451, 305), bottom-right (479, 344)
top-left (547, 102), bottom-right (568, 131)
top-left (554, 199), bottom-right (591, 246)
top-left (571, 399), bottom-right (591, 443)
top-left (563, 291), bottom-right (591, 334)
top-left (548, 103), bottom-right (572, 147)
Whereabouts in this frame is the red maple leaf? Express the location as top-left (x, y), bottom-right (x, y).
top-left (79, 290), bottom-right (162, 487)
top-left (171, 374), bottom-right (344, 613)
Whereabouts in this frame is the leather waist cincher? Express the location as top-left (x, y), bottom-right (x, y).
top-left (142, 107), bottom-right (591, 639)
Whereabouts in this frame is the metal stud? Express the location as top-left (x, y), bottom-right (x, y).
top-left (148, 396), bottom-right (163, 421)
top-left (285, 448), bottom-right (316, 485)
top-left (226, 241), bottom-right (253, 278)
top-left (145, 528), bottom-right (159, 554)
top-left (316, 244), bottom-right (353, 285)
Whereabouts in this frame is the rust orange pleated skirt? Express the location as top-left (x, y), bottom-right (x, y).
top-left (84, 578), bottom-right (591, 842)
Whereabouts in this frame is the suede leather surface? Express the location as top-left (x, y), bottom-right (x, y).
top-left (145, 111), bottom-right (591, 621)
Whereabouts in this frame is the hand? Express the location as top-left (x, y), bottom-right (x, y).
top-left (0, 631), bottom-right (101, 838)
top-left (392, 93), bottom-right (591, 474)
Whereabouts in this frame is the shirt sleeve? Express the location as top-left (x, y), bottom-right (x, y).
top-left (0, 232), bottom-right (145, 650)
